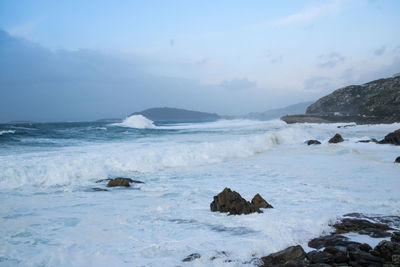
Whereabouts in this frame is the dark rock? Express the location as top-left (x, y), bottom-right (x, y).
top-left (333, 218), bottom-right (392, 238)
top-left (210, 188), bottom-right (261, 215)
top-left (378, 129), bottom-right (400, 145)
top-left (395, 156), bottom-right (400, 163)
top-left (391, 231), bottom-right (400, 243)
top-left (306, 140), bottom-right (321, 145)
top-left (333, 254), bottom-right (349, 264)
top-left (182, 253), bottom-right (201, 262)
top-left (359, 243), bottom-right (372, 252)
top-left (393, 254), bottom-right (400, 264)
top-left (349, 250), bottom-right (384, 265)
top-left (374, 240), bottom-right (400, 262)
top-left (306, 251), bottom-right (333, 264)
top-left (106, 177), bottom-right (144, 187)
top-left (96, 178), bottom-right (112, 183)
top-left (323, 246), bottom-right (345, 255)
top-left (357, 138), bottom-right (378, 143)
top-left (338, 124), bottom-right (356, 128)
top-left (107, 178), bottom-right (134, 187)
top-left (329, 133), bottom-right (344, 143)
top-left (260, 245), bottom-right (306, 266)
top-left (251, 194), bottom-right (273, 209)
top-left (308, 234), bottom-right (358, 249)
top-left (91, 187), bottom-right (108, 192)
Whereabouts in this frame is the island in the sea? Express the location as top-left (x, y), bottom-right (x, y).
top-left (130, 107), bottom-right (220, 122)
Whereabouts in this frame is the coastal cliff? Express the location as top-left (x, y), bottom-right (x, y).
top-left (282, 75), bottom-right (400, 124)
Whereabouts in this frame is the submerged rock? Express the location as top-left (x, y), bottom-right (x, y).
top-left (378, 129), bottom-right (400, 145)
top-left (90, 187), bottom-right (108, 192)
top-left (182, 253), bottom-right (201, 262)
top-left (260, 245), bottom-right (306, 266)
top-left (357, 138), bottom-right (378, 143)
top-left (106, 177), bottom-right (144, 187)
top-left (210, 188), bottom-right (261, 215)
top-left (306, 139), bottom-right (321, 145)
top-left (328, 133), bottom-right (344, 143)
top-left (251, 194), bottom-right (273, 209)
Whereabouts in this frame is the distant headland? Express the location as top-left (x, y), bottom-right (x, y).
top-left (282, 74), bottom-right (400, 124)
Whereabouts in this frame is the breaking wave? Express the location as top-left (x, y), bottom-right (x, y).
top-left (113, 115), bottom-right (156, 129)
top-left (0, 130), bottom-right (16, 135)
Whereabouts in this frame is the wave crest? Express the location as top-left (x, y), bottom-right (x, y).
top-left (114, 115), bottom-right (155, 129)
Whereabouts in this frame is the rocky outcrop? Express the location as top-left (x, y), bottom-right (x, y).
top-left (260, 245), bottom-right (306, 266)
top-left (182, 253), bottom-right (201, 262)
top-left (251, 194), bottom-right (273, 209)
top-left (210, 188), bottom-right (272, 215)
top-left (259, 214), bottom-right (400, 267)
top-left (306, 76), bottom-right (400, 123)
top-left (378, 129), bottom-right (400, 145)
top-left (357, 138), bottom-right (378, 143)
top-left (106, 177), bottom-right (144, 187)
top-left (328, 133), bottom-right (344, 143)
top-left (306, 140), bottom-right (321, 145)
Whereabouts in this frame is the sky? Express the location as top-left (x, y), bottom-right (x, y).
top-left (0, 0), bottom-right (399, 122)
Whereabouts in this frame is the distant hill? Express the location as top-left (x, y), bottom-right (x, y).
top-left (131, 107), bottom-right (220, 122)
top-left (243, 101), bottom-right (313, 120)
top-left (282, 75), bottom-right (400, 124)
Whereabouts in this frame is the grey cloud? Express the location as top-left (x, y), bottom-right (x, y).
top-left (303, 76), bottom-right (333, 93)
top-left (317, 52), bottom-right (345, 68)
top-left (1, 29), bottom-right (302, 122)
top-left (220, 78), bottom-right (256, 91)
top-left (374, 46), bottom-right (386, 56)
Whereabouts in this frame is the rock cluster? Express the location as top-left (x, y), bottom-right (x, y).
top-left (210, 188), bottom-right (272, 215)
top-left (328, 133), bottom-right (344, 143)
top-left (259, 213), bottom-right (400, 267)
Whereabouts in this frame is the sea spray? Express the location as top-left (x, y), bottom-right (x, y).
top-left (114, 115), bottom-right (156, 129)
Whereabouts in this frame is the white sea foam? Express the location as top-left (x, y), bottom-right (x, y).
top-left (113, 115), bottom-right (156, 129)
top-left (0, 130), bottom-right (16, 135)
top-left (0, 120), bottom-right (399, 266)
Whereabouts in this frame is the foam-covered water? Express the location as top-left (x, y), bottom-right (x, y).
top-left (0, 119), bottom-right (399, 266)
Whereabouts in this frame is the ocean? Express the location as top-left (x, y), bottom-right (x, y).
top-left (0, 116), bottom-right (399, 266)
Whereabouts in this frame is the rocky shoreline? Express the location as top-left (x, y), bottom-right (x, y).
top-left (258, 213), bottom-right (400, 267)
top-left (281, 115), bottom-right (400, 125)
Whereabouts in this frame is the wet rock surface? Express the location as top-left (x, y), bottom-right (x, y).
top-left (306, 140), bottom-right (321, 145)
top-left (210, 188), bottom-right (272, 215)
top-left (395, 156), bottom-right (400, 163)
top-left (357, 138), bottom-right (378, 143)
top-left (258, 214), bottom-right (400, 267)
top-left (378, 129), bottom-right (400, 145)
top-left (182, 253), bottom-right (201, 262)
top-left (97, 177), bottom-right (144, 187)
top-left (260, 245), bottom-right (306, 266)
top-left (251, 193), bottom-right (273, 209)
top-left (328, 134), bottom-right (344, 144)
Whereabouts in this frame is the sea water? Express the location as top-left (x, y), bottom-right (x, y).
top-left (0, 117), bottom-right (399, 266)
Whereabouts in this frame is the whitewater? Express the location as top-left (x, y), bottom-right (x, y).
top-left (0, 117), bottom-right (399, 266)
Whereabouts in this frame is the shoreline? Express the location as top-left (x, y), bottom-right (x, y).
top-left (281, 115), bottom-right (400, 125)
